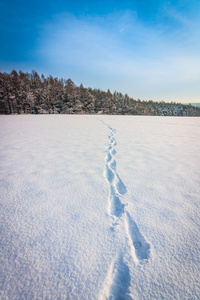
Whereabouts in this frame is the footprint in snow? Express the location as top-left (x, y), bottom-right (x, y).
top-left (125, 211), bottom-right (150, 262)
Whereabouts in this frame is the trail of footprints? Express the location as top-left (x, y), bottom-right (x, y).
top-left (101, 121), bottom-right (151, 299)
top-left (104, 127), bottom-right (126, 218)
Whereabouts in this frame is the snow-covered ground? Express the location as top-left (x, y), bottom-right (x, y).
top-left (0, 115), bottom-right (200, 299)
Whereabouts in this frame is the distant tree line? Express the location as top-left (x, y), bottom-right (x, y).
top-left (0, 70), bottom-right (200, 116)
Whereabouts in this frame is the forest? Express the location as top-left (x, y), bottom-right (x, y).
top-left (0, 70), bottom-right (200, 116)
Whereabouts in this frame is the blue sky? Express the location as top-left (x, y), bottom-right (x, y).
top-left (0, 0), bottom-right (200, 102)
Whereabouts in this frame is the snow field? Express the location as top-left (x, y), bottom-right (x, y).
top-left (0, 115), bottom-right (200, 299)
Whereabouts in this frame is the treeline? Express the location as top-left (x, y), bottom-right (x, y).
top-left (0, 70), bottom-right (200, 116)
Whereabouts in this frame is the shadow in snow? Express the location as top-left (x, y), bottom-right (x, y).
top-left (106, 165), bottom-right (115, 183)
top-left (106, 152), bottom-right (112, 162)
top-left (115, 175), bottom-right (127, 195)
top-left (109, 255), bottom-right (132, 300)
top-left (110, 194), bottom-right (125, 218)
top-left (110, 159), bottom-right (116, 171)
top-left (125, 211), bottom-right (150, 261)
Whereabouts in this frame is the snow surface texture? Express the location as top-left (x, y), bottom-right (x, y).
top-left (0, 115), bottom-right (200, 299)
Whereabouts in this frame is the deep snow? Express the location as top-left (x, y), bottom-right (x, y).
top-left (0, 115), bottom-right (200, 299)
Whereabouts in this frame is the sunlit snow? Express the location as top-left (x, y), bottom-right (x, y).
top-left (0, 115), bottom-right (200, 299)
